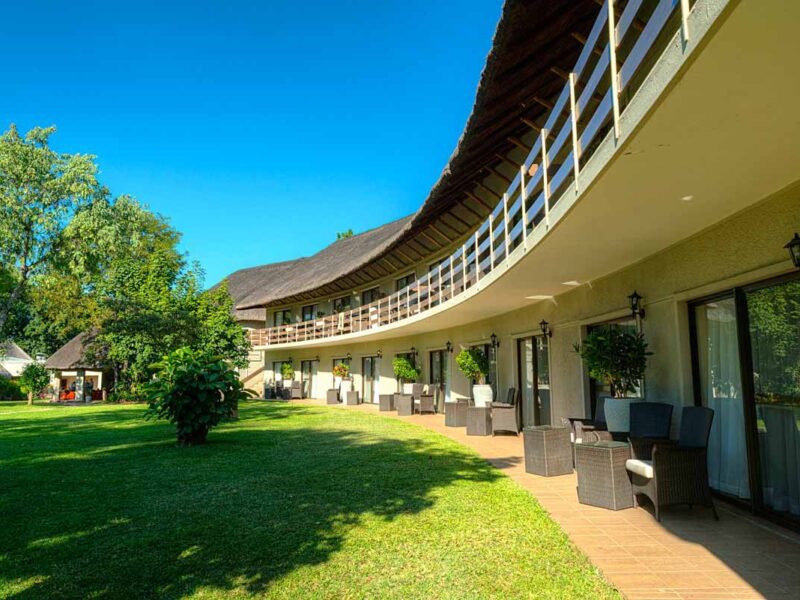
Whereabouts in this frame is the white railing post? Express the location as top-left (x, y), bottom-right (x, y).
top-left (568, 72), bottom-right (581, 191)
top-left (541, 128), bottom-right (551, 228)
top-left (680, 0), bottom-right (690, 42)
top-left (462, 244), bottom-right (468, 291)
top-left (502, 192), bottom-right (510, 260)
top-left (607, 0), bottom-right (621, 139)
top-left (474, 235), bottom-right (481, 282)
top-left (448, 255), bottom-right (454, 299)
top-left (427, 271), bottom-right (432, 310)
top-left (520, 165), bottom-right (528, 246)
top-left (488, 216), bottom-right (495, 270)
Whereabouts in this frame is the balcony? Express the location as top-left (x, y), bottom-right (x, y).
top-left (249, 0), bottom-right (800, 349)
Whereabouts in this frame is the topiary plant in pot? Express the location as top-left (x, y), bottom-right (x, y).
top-left (281, 361), bottom-right (295, 382)
top-left (455, 347), bottom-right (492, 406)
top-left (392, 356), bottom-right (420, 391)
top-left (145, 347), bottom-right (254, 446)
top-left (573, 325), bottom-right (652, 433)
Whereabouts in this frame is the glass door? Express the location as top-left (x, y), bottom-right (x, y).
top-left (362, 356), bottom-right (379, 404)
top-left (692, 296), bottom-right (751, 502)
top-left (516, 336), bottom-right (551, 427)
top-left (429, 349), bottom-right (449, 411)
top-left (300, 360), bottom-right (318, 399)
top-left (745, 277), bottom-right (800, 520)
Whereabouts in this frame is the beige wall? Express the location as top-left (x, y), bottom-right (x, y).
top-left (261, 181), bottom-right (800, 433)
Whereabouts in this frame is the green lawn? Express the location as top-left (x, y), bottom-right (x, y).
top-left (0, 402), bottom-right (619, 599)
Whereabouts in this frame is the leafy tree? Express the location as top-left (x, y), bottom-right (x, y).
top-left (0, 125), bottom-right (99, 335)
top-left (145, 347), bottom-right (254, 445)
top-left (455, 348), bottom-right (488, 384)
top-left (573, 326), bottom-right (651, 397)
top-left (18, 362), bottom-right (49, 405)
top-left (392, 356), bottom-right (419, 384)
top-left (336, 229), bottom-right (354, 240)
top-left (191, 281), bottom-right (250, 370)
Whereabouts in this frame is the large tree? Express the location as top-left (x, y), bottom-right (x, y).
top-left (0, 125), bottom-right (99, 336)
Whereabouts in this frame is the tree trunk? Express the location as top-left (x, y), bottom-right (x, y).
top-left (27, 391), bottom-right (33, 406)
top-left (178, 429), bottom-right (209, 446)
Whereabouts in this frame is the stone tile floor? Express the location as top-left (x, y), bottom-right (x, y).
top-left (295, 399), bottom-right (800, 599)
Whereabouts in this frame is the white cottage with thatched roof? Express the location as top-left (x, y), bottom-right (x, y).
top-left (45, 332), bottom-right (107, 402)
top-left (0, 341), bottom-right (34, 379)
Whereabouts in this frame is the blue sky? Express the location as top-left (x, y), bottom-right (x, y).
top-left (3, 1), bottom-right (501, 285)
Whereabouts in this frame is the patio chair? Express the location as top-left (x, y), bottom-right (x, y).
top-left (411, 383), bottom-right (425, 401)
top-left (626, 406), bottom-right (718, 522)
top-left (290, 380), bottom-right (302, 400)
top-left (415, 393), bottom-right (435, 415)
top-left (562, 396), bottom-right (608, 444)
top-left (490, 388), bottom-right (520, 435)
top-left (629, 402), bottom-right (673, 441)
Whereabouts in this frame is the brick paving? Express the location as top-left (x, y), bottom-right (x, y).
top-left (295, 399), bottom-right (800, 600)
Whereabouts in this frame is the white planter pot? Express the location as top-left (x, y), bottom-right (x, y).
top-left (472, 384), bottom-right (494, 408)
top-left (604, 397), bottom-right (640, 433)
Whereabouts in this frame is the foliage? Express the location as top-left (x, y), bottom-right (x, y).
top-left (455, 347), bottom-right (489, 384)
top-left (144, 347), bottom-right (253, 445)
top-left (573, 326), bottom-right (651, 398)
top-left (18, 363), bottom-right (49, 398)
top-left (336, 229), bottom-right (354, 240)
top-left (281, 362), bottom-right (294, 380)
top-left (0, 377), bottom-right (24, 401)
top-left (392, 356), bottom-right (419, 383)
top-left (332, 362), bottom-right (350, 378)
top-left (0, 125), bottom-right (99, 335)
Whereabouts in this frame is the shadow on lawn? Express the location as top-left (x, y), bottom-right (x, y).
top-left (0, 403), bottom-right (500, 598)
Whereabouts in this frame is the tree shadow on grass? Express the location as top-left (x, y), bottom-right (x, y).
top-left (0, 403), bottom-right (501, 598)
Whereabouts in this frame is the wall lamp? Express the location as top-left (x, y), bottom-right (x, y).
top-left (785, 233), bottom-right (800, 269)
top-left (377, 349), bottom-right (383, 359)
top-left (346, 352), bottom-right (352, 361)
top-left (490, 333), bottom-right (499, 348)
top-left (628, 290), bottom-right (645, 320)
top-left (410, 346), bottom-right (418, 358)
top-left (539, 319), bottom-right (553, 338)
top-left (445, 341), bottom-right (453, 353)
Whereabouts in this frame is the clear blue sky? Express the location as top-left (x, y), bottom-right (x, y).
top-left (3, 1), bottom-right (502, 285)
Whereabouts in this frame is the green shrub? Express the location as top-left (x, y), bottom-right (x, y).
top-left (455, 348), bottom-right (488, 384)
top-left (281, 362), bottom-right (294, 380)
top-left (332, 362), bottom-right (350, 378)
top-left (0, 377), bottom-right (24, 401)
top-left (392, 356), bottom-right (419, 383)
top-left (145, 347), bottom-right (254, 446)
top-left (573, 326), bottom-right (651, 397)
top-left (18, 363), bottom-right (50, 403)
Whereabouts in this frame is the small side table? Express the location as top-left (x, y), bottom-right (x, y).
top-left (326, 389), bottom-right (340, 405)
top-left (445, 400), bottom-right (468, 427)
top-left (396, 394), bottom-right (413, 416)
top-left (345, 391), bottom-right (360, 406)
top-left (379, 394), bottom-right (395, 412)
top-left (575, 441), bottom-right (633, 510)
top-left (523, 426), bottom-right (573, 476)
top-left (467, 406), bottom-right (492, 436)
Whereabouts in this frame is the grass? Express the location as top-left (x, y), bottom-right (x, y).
top-left (0, 401), bottom-right (619, 599)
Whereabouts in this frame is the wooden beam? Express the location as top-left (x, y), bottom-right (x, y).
top-left (533, 96), bottom-right (554, 110)
top-left (507, 136), bottom-right (531, 152)
top-left (465, 190), bottom-right (492, 211)
top-left (592, 0), bottom-right (644, 31)
top-left (519, 117), bottom-right (541, 132)
top-left (458, 200), bottom-right (484, 221)
top-left (381, 256), bottom-right (402, 271)
top-left (485, 165), bottom-right (512, 185)
top-left (433, 218), bottom-right (463, 238)
top-left (442, 211), bottom-right (471, 233)
top-left (418, 229), bottom-right (443, 250)
top-left (495, 152), bottom-right (522, 169)
top-left (571, 32), bottom-right (603, 57)
top-left (410, 235), bottom-right (435, 254)
top-left (550, 66), bottom-right (570, 81)
top-left (428, 222), bottom-right (453, 244)
top-left (394, 247), bottom-right (418, 265)
top-left (474, 179), bottom-right (502, 200)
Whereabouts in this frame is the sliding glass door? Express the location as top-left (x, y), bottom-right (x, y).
top-left (517, 336), bottom-right (551, 427)
top-left (691, 272), bottom-right (800, 525)
top-left (362, 356), bottom-right (379, 404)
top-left (300, 360), bottom-right (318, 399)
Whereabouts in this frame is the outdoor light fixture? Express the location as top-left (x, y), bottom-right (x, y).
top-left (490, 333), bottom-right (499, 348)
top-left (539, 319), bottom-right (552, 338)
top-left (410, 346), bottom-right (418, 357)
top-left (785, 233), bottom-right (800, 269)
top-left (446, 341), bottom-right (453, 353)
top-left (377, 349), bottom-right (382, 359)
top-left (346, 352), bottom-right (352, 361)
top-left (628, 290), bottom-right (645, 320)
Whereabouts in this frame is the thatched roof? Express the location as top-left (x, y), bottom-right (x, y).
top-left (236, 0), bottom-right (597, 310)
top-left (1, 341), bottom-right (32, 362)
top-left (45, 332), bottom-right (100, 370)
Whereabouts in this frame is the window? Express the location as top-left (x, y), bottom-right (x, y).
top-left (396, 273), bottom-right (415, 291)
top-left (273, 309), bottom-right (292, 327)
top-left (361, 287), bottom-right (381, 305)
top-left (332, 296), bottom-right (352, 313)
top-left (301, 304), bottom-right (317, 321)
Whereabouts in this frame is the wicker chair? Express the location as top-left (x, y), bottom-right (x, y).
top-left (290, 380), bottom-right (303, 400)
top-left (416, 393), bottom-right (435, 415)
top-left (626, 406), bottom-right (718, 522)
top-left (629, 402), bottom-right (673, 440)
top-left (562, 396), bottom-right (608, 443)
top-left (490, 388), bottom-right (520, 435)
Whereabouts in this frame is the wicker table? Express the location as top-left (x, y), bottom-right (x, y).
top-left (396, 394), bottom-right (413, 416)
top-left (574, 441), bottom-right (633, 510)
top-left (326, 389), bottom-right (340, 405)
top-left (379, 394), bottom-right (395, 412)
top-left (467, 406), bottom-right (492, 436)
top-left (444, 400), bottom-right (468, 427)
top-left (345, 391), bottom-right (360, 406)
top-left (523, 426), bottom-right (573, 476)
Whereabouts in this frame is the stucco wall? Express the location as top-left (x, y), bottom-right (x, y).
top-left (261, 180), bottom-right (800, 433)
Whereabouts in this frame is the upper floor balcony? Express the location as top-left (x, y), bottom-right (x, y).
top-left (244, 0), bottom-right (800, 349)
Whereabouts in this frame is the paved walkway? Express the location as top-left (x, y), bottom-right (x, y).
top-left (296, 399), bottom-right (800, 600)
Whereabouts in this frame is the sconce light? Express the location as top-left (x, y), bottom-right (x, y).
top-left (346, 352), bottom-right (352, 361)
top-left (490, 333), bottom-right (499, 348)
top-left (445, 341), bottom-right (453, 353)
top-left (539, 319), bottom-right (552, 338)
top-left (785, 233), bottom-right (800, 269)
top-left (410, 346), bottom-right (418, 358)
top-left (377, 349), bottom-right (383, 359)
top-left (314, 355), bottom-right (319, 362)
top-left (628, 290), bottom-right (645, 320)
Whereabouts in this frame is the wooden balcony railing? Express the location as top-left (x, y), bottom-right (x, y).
top-left (249, 0), bottom-right (692, 348)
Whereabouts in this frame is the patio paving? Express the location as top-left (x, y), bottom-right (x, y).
top-left (295, 399), bottom-right (800, 599)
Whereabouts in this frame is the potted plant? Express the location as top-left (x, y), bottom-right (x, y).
top-left (573, 325), bottom-right (652, 433)
top-left (455, 347), bottom-right (492, 407)
top-left (392, 356), bottom-right (420, 392)
top-left (332, 361), bottom-right (351, 393)
top-left (281, 362), bottom-right (295, 382)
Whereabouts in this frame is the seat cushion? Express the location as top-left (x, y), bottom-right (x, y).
top-left (625, 458), bottom-right (654, 479)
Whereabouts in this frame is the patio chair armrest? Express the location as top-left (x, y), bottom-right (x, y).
top-left (582, 430), bottom-right (613, 443)
top-left (652, 445), bottom-right (707, 479)
top-left (574, 421), bottom-right (597, 440)
top-left (629, 437), bottom-right (674, 460)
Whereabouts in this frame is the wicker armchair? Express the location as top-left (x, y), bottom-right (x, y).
top-left (290, 380), bottom-right (303, 400)
top-left (415, 393), bottom-right (435, 415)
top-left (629, 401), bottom-right (673, 441)
top-left (626, 406), bottom-right (718, 522)
top-left (490, 388), bottom-right (520, 435)
top-left (562, 396), bottom-right (608, 443)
